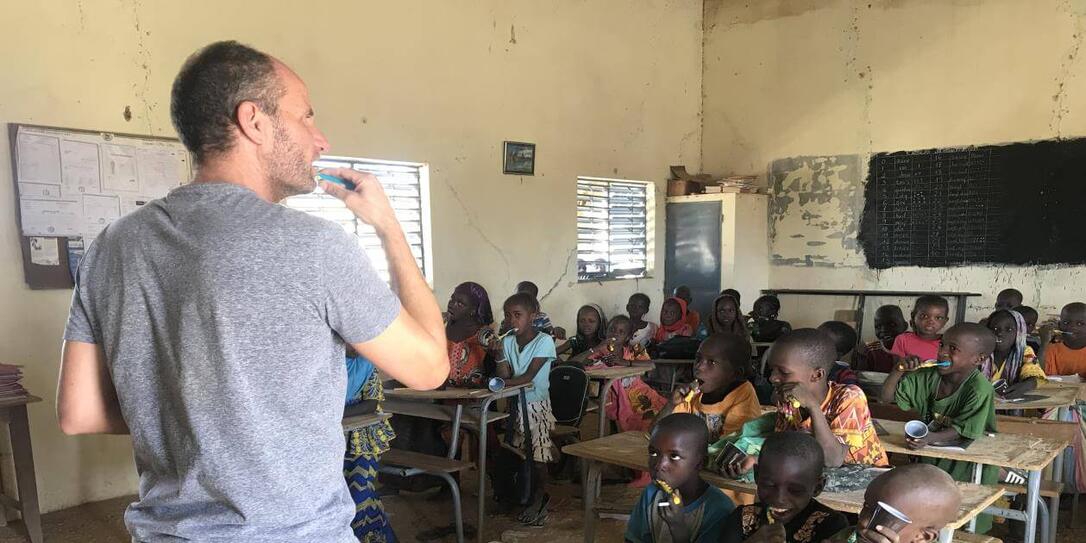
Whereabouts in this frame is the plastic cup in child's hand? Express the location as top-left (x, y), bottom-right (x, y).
top-left (904, 420), bottom-right (929, 440)
top-left (867, 501), bottom-right (911, 535)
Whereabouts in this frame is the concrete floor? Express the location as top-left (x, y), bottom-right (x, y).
top-left (0, 479), bottom-right (1084, 543)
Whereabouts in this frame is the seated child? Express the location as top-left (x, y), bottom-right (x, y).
top-left (818, 321), bottom-right (859, 386)
top-left (697, 293), bottom-right (748, 340)
top-left (444, 281), bottom-right (496, 387)
top-left (653, 297), bottom-right (695, 343)
top-left (674, 285), bottom-right (701, 332)
top-left (725, 329), bottom-right (888, 479)
top-left (626, 413), bottom-right (734, 543)
top-left (749, 295), bottom-right (792, 343)
top-left (495, 293), bottom-right (558, 526)
top-left (515, 281), bottom-right (563, 338)
top-left (891, 295), bottom-right (948, 362)
top-left (1017, 305), bottom-right (1042, 353)
top-left (857, 305), bottom-right (908, 373)
top-left (587, 315), bottom-right (664, 433)
top-left (658, 333), bottom-right (763, 438)
top-left (721, 288), bottom-right (742, 311)
top-left (628, 293), bottom-right (660, 349)
top-left (994, 288), bottom-right (1024, 311)
top-left (1041, 302), bottom-right (1086, 378)
top-left (720, 431), bottom-right (847, 543)
top-left (557, 304), bottom-right (607, 360)
top-left (830, 464), bottom-right (962, 543)
top-left (984, 309), bottom-right (1045, 398)
top-left (883, 322), bottom-right (998, 533)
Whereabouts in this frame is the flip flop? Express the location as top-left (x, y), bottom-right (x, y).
top-left (518, 493), bottom-right (551, 525)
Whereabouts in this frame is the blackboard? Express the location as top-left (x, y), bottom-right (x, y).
top-left (859, 138), bottom-right (1086, 269)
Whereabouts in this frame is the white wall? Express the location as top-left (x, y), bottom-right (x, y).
top-left (0, 0), bottom-right (703, 512)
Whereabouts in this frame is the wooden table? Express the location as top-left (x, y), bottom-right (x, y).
top-left (341, 410), bottom-right (392, 433)
top-left (384, 384), bottom-right (529, 543)
top-left (993, 385), bottom-right (1079, 412)
top-left (0, 396), bottom-right (41, 543)
top-left (563, 431), bottom-right (1004, 543)
top-left (584, 365), bottom-right (652, 439)
top-left (879, 418), bottom-right (1070, 543)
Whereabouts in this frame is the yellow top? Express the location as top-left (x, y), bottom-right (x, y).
top-left (991, 345), bottom-right (1047, 383)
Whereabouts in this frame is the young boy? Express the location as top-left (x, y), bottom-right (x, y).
top-left (882, 322), bottom-right (998, 532)
top-left (891, 296), bottom-right (948, 362)
top-left (674, 285), bottom-right (701, 332)
top-left (750, 295), bottom-right (792, 343)
top-left (626, 413), bottom-right (734, 543)
top-left (995, 288), bottom-right (1024, 311)
top-left (720, 432), bottom-right (848, 543)
top-left (1017, 305), bottom-right (1042, 352)
top-left (496, 293), bottom-right (558, 526)
top-left (514, 281), bottom-right (562, 338)
top-left (1041, 302), bottom-right (1086, 378)
top-left (857, 305), bottom-right (907, 373)
top-left (628, 293), bottom-right (659, 349)
top-left (726, 329), bottom-right (888, 477)
top-left (818, 321), bottom-right (859, 386)
top-left (830, 464), bottom-right (962, 543)
top-left (658, 333), bottom-right (763, 438)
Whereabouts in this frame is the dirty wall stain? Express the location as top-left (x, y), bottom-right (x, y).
top-left (768, 155), bottom-right (865, 267)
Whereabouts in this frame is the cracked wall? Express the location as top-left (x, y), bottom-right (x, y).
top-left (703, 0), bottom-right (1086, 333)
top-left (0, 0), bottom-right (703, 513)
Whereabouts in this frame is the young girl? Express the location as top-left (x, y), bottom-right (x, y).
top-left (984, 309), bottom-right (1045, 398)
top-left (444, 281), bottom-right (496, 387)
top-left (557, 304), bottom-right (607, 359)
top-left (653, 297), bottom-right (694, 343)
top-left (697, 293), bottom-right (748, 340)
top-left (587, 315), bottom-right (665, 432)
top-left (627, 293), bottom-right (659, 349)
top-left (496, 293), bottom-right (557, 526)
top-left (891, 295), bottom-right (949, 362)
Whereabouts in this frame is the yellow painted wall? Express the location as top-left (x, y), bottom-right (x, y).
top-left (0, 1), bottom-right (703, 512)
top-left (702, 0), bottom-right (1086, 333)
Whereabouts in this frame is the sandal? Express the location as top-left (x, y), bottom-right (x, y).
top-left (518, 493), bottom-right (551, 525)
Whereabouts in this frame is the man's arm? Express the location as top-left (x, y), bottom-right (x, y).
top-left (322, 169), bottom-right (448, 390)
top-left (57, 341), bottom-right (129, 435)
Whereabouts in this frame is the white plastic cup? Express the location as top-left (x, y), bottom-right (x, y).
top-left (904, 420), bottom-right (929, 439)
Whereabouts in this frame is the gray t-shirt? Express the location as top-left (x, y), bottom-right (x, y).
top-left (64, 182), bottom-right (399, 542)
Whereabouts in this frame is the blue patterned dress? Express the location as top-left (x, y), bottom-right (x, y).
top-left (344, 362), bottom-right (397, 542)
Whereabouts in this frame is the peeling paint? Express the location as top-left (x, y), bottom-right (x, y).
top-left (769, 155), bottom-right (865, 268)
top-left (1052, 0), bottom-right (1084, 138)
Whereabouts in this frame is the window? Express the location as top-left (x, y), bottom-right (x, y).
top-left (576, 177), bottom-right (653, 281)
top-left (284, 156), bottom-right (432, 284)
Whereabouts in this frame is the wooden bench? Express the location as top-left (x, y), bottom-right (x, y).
top-left (379, 449), bottom-right (473, 543)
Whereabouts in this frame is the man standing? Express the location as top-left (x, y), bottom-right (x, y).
top-left (57, 41), bottom-right (448, 541)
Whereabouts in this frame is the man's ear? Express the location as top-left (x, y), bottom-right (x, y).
top-left (812, 473), bottom-right (826, 497)
top-left (235, 100), bottom-right (272, 146)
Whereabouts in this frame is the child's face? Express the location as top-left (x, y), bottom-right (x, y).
top-left (754, 455), bottom-right (822, 525)
top-left (446, 289), bottom-right (476, 322)
top-left (576, 307), bottom-right (601, 338)
top-left (936, 330), bottom-right (986, 376)
top-left (607, 320), bottom-right (632, 345)
top-left (1023, 312), bottom-right (1038, 335)
top-left (648, 429), bottom-right (702, 491)
top-left (987, 313), bottom-right (1017, 354)
top-left (874, 312), bottom-right (907, 345)
top-left (1059, 307), bottom-right (1086, 343)
top-left (767, 347), bottom-right (824, 390)
top-left (715, 298), bottom-right (738, 325)
top-left (502, 303), bottom-right (534, 336)
top-left (626, 297), bottom-right (649, 320)
top-left (912, 304), bottom-right (948, 338)
top-left (753, 300), bottom-right (775, 320)
top-left (694, 341), bottom-right (740, 394)
top-left (661, 300), bottom-right (682, 326)
top-left (995, 292), bottom-right (1021, 311)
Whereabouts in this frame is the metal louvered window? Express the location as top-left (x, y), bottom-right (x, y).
top-left (284, 156), bottom-right (433, 285)
top-left (577, 177), bottom-right (651, 281)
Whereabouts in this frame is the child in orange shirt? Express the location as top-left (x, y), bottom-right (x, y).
top-left (1042, 302), bottom-right (1086, 377)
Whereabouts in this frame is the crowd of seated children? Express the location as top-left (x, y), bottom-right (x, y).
top-left (818, 321), bottom-right (859, 386)
top-left (720, 431), bottom-right (848, 543)
top-left (655, 296), bottom-right (695, 343)
top-left (856, 305), bottom-right (907, 373)
top-left (628, 293), bottom-right (660, 348)
top-left (891, 295), bottom-right (948, 362)
top-left (626, 413), bottom-right (735, 543)
top-left (749, 295), bottom-right (792, 343)
top-left (673, 285), bottom-right (701, 332)
top-left (556, 304), bottom-right (607, 360)
top-left (983, 308), bottom-right (1045, 397)
top-left (495, 292), bottom-right (558, 526)
top-left (829, 464), bottom-right (962, 543)
top-left (697, 293), bottom-right (748, 340)
top-left (881, 322), bottom-right (998, 533)
top-left (658, 333), bottom-right (763, 439)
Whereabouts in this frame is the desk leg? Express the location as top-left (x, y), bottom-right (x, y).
top-left (954, 296), bottom-right (967, 325)
top-left (477, 399), bottom-right (492, 543)
top-left (583, 460), bottom-right (601, 543)
top-left (938, 527), bottom-right (954, 543)
top-left (967, 463), bottom-right (982, 533)
top-left (10, 406), bottom-right (41, 543)
top-left (855, 294), bottom-right (867, 340)
top-left (597, 379), bottom-right (615, 440)
top-left (1025, 469), bottom-right (1041, 543)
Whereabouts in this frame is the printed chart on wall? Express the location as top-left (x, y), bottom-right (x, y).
top-left (9, 124), bottom-right (192, 288)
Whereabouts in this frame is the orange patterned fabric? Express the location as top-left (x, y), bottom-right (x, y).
top-left (775, 383), bottom-right (889, 467)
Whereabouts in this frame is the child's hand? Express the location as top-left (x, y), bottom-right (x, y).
top-left (905, 435), bottom-right (930, 450)
top-left (720, 454), bottom-right (757, 478)
top-left (857, 514), bottom-right (902, 543)
top-left (895, 356), bottom-right (923, 373)
top-left (659, 494), bottom-right (692, 542)
top-left (864, 340), bottom-right (885, 353)
top-left (776, 382), bottom-right (819, 411)
top-left (747, 522), bottom-right (786, 543)
top-left (1039, 323), bottom-right (1060, 344)
top-left (671, 382), bottom-right (698, 404)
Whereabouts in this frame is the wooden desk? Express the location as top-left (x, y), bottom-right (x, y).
top-left (993, 386), bottom-right (1079, 412)
top-left (585, 366), bottom-right (651, 439)
top-left (563, 431), bottom-right (1004, 543)
top-left (0, 396), bottom-right (41, 543)
top-left (383, 384), bottom-right (529, 543)
top-left (341, 411), bottom-right (392, 433)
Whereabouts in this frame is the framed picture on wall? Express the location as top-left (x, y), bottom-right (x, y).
top-left (503, 141), bottom-right (535, 175)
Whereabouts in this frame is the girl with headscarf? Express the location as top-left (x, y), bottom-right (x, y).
top-left (652, 296), bottom-right (694, 343)
top-left (444, 281), bottom-right (497, 387)
top-left (557, 304), bottom-right (608, 360)
top-left (696, 293), bottom-right (749, 340)
top-left (984, 309), bottom-right (1046, 398)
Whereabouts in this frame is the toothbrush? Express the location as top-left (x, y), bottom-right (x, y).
top-left (316, 172), bottom-right (356, 191)
top-left (898, 359), bottom-right (951, 372)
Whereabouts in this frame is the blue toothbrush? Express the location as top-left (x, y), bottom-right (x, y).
top-left (316, 172), bottom-right (356, 191)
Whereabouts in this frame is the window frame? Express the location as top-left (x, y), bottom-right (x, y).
top-left (576, 176), bottom-right (654, 283)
